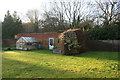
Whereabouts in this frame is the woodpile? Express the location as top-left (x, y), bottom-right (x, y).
top-left (58, 28), bottom-right (87, 55)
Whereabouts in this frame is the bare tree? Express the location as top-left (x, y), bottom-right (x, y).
top-left (26, 9), bottom-right (39, 23)
top-left (39, 11), bottom-right (69, 32)
top-left (26, 9), bottom-right (39, 32)
top-left (95, 0), bottom-right (120, 25)
top-left (22, 22), bottom-right (34, 33)
top-left (50, 0), bottom-right (87, 29)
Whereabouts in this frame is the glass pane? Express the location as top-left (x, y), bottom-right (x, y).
top-left (50, 39), bottom-right (53, 46)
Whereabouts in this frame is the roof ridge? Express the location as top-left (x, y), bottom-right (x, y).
top-left (19, 36), bottom-right (39, 42)
top-left (17, 32), bottom-right (59, 35)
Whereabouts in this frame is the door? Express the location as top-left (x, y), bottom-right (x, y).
top-left (49, 38), bottom-right (54, 50)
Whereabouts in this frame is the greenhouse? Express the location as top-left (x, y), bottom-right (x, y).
top-left (16, 37), bottom-right (40, 50)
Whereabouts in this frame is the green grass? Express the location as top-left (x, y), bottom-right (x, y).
top-left (2, 49), bottom-right (120, 78)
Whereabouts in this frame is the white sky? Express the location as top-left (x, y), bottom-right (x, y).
top-left (0, 0), bottom-right (51, 22)
top-left (0, 0), bottom-right (96, 22)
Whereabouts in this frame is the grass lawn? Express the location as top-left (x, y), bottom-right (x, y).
top-left (2, 49), bottom-right (120, 78)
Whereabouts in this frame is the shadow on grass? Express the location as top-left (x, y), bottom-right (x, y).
top-left (11, 49), bottom-right (119, 61)
top-left (12, 49), bottom-right (53, 54)
top-left (34, 50), bottom-right (119, 61)
top-left (2, 58), bottom-right (119, 79)
top-left (2, 52), bottom-right (119, 78)
top-left (73, 51), bottom-right (119, 61)
top-left (2, 58), bottom-right (87, 78)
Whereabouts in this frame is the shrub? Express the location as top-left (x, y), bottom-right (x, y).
top-left (88, 22), bottom-right (120, 40)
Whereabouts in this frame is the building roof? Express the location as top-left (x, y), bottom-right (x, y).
top-left (18, 37), bottom-right (39, 43)
top-left (17, 32), bottom-right (59, 35)
top-left (15, 32), bottom-right (60, 39)
top-left (59, 28), bottom-right (81, 39)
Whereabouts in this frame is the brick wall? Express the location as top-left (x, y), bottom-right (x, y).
top-left (15, 33), bottom-right (60, 49)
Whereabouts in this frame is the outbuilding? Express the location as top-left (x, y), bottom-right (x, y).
top-left (16, 37), bottom-right (40, 50)
top-left (15, 32), bottom-right (60, 50)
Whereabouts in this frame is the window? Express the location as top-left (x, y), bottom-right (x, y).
top-left (26, 43), bottom-right (32, 45)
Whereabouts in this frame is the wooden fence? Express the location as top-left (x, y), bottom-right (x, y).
top-left (86, 40), bottom-right (120, 52)
top-left (2, 39), bottom-right (16, 47)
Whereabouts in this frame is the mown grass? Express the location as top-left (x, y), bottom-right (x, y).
top-left (2, 49), bottom-right (120, 78)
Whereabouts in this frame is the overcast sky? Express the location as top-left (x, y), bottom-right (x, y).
top-left (3, 0), bottom-right (117, 22)
top-left (0, 0), bottom-right (98, 22)
top-left (0, 0), bottom-right (118, 22)
top-left (0, 0), bottom-right (52, 22)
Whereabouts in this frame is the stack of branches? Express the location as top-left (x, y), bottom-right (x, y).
top-left (58, 28), bottom-right (87, 55)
